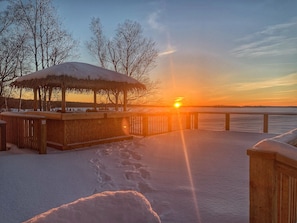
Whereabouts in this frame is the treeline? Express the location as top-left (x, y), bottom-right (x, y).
top-left (0, 97), bottom-right (96, 111)
top-left (0, 0), bottom-right (160, 112)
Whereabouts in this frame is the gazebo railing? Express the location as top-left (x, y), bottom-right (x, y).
top-left (0, 112), bottom-right (47, 154)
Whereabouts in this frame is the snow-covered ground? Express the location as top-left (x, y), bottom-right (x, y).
top-left (0, 130), bottom-right (276, 223)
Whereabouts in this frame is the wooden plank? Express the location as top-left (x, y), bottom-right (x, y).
top-left (248, 149), bottom-right (278, 223)
top-left (263, 114), bottom-right (269, 133)
top-left (39, 119), bottom-right (47, 154)
top-left (0, 120), bottom-right (6, 151)
top-left (225, 113), bottom-right (230, 131)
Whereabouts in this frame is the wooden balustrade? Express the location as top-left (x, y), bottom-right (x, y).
top-left (247, 134), bottom-right (297, 223)
top-left (0, 112), bottom-right (47, 154)
top-left (129, 111), bottom-right (297, 136)
top-left (0, 110), bottom-right (296, 153)
top-left (129, 112), bottom-right (197, 136)
top-left (0, 120), bottom-right (6, 151)
top-left (25, 111), bottom-right (132, 150)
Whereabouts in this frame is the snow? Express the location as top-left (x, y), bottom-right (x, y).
top-left (253, 128), bottom-right (297, 160)
top-left (0, 130), bottom-right (276, 223)
top-left (25, 191), bottom-right (160, 223)
top-left (15, 62), bottom-right (140, 84)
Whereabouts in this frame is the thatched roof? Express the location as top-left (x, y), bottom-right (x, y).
top-left (13, 62), bottom-right (146, 90)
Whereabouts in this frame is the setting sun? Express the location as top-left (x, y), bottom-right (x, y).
top-left (173, 97), bottom-right (184, 108)
top-left (174, 101), bottom-right (182, 108)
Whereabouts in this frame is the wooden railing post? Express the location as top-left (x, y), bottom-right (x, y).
top-left (18, 117), bottom-right (23, 148)
top-left (186, 113), bottom-right (191, 129)
top-left (142, 114), bottom-right (148, 136)
top-left (247, 149), bottom-right (277, 223)
top-left (0, 120), bottom-right (6, 151)
top-left (39, 119), bottom-right (47, 154)
top-left (263, 114), bottom-right (268, 133)
top-left (225, 113), bottom-right (230, 131)
top-left (168, 114), bottom-right (172, 132)
top-left (194, 113), bottom-right (198, 129)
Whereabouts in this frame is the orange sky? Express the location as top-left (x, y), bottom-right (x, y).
top-left (16, 1), bottom-right (297, 107)
top-left (152, 51), bottom-right (297, 106)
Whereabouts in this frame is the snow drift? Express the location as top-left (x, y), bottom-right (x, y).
top-left (24, 190), bottom-right (161, 223)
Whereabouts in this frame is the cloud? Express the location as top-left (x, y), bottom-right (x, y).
top-left (148, 9), bottom-right (178, 57)
top-left (148, 10), bottom-right (164, 32)
top-left (158, 49), bottom-right (176, 56)
top-left (233, 73), bottom-right (297, 91)
top-left (231, 19), bottom-right (297, 58)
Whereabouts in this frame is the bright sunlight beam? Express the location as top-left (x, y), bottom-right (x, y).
top-left (177, 110), bottom-right (201, 222)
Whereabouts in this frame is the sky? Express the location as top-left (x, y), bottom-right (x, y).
top-left (9, 0), bottom-right (297, 106)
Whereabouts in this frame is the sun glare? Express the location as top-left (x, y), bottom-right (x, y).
top-left (174, 97), bottom-right (183, 108)
top-left (174, 101), bottom-right (182, 108)
top-left (176, 110), bottom-right (201, 222)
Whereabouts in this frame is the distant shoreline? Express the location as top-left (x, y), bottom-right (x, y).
top-left (1, 97), bottom-right (296, 110)
top-left (128, 104), bottom-right (297, 108)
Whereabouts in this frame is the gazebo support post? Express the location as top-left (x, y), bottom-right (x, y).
top-left (61, 85), bottom-right (66, 113)
top-left (43, 87), bottom-right (47, 111)
top-left (38, 88), bottom-right (42, 111)
top-left (93, 90), bottom-right (97, 111)
top-left (48, 87), bottom-right (52, 111)
top-left (123, 89), bottom-right (127, 111)
top-left (33, 88), bottom-right (38, 111)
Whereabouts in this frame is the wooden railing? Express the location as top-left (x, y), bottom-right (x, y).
top-left (129, 111), bottom-right (297, 136)
top-left (0, 120), bottom-right (6, 151)
top-left (247, 133), bottom-right (297, 223)
top-left (0, 110), bottom-right (295, 153)
top-left (0, 112), bottom-right (47, 154)
top-left (129, 112), bottom-right (197, 136)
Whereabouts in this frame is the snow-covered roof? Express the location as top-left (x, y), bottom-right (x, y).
top-left (13, 62), bottom-right (145, 90)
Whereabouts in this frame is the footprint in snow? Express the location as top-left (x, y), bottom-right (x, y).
top-left (90, 157), bottom-right (113, 188)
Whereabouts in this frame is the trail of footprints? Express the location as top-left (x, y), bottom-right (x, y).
top-left (90, 139), bottom-right (153, 194)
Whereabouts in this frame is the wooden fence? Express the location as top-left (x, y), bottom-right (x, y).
top-left (129, 112), bottom-right (197, 136)
top-left (129, 111), bottom-right (297, 136)
top-left (247, 140), bottom-right (297, 223)
top-left (0, 120), bottom-right (6, 151)
top-left (0, 112), bottom-right (47, 154)
top-left (0, 111), bottom-right (296, 153)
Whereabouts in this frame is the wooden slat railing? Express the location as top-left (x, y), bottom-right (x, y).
top-left (0, 112), bottom-right (47, 154)
top-left (129, 112), bottom-right (194, 136)
top-left (0, 110), bottom-right (296, 153)
top-left (247, 132), bottom-right (297, 223)
top-left (0, 120), bottom-right (6, 151)
top-left (129, 111), bottom-right (297, 136)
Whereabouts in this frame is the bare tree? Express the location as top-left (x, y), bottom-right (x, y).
top-left (0, 0), bottom-right (30, 110)
top-left (114, 20), bottom-right (158, 78)
top-left (10, 0), bottom-right (78, 110)
top-left (0, 3), bottom-right (14, 35)
top-left (86, 17), bottom-right (107, 68)
top-left (86, 18), bottom-right (159, 110)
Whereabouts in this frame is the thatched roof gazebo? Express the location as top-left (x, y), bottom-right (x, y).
top-left (13, 62), bottom-right (145, 112)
